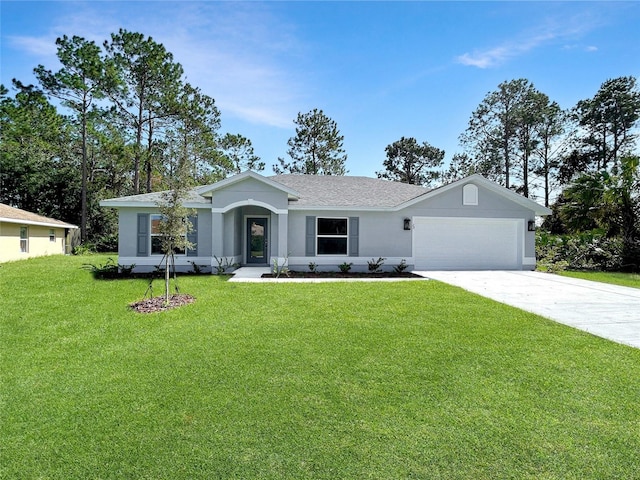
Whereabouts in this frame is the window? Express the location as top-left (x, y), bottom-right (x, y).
top-left (150, 214), bottom-right (186, 255)
top-left (20, 226), bottom-right (28, 253)
top-left (49, 229), bottom-right (56, 242)
top-left (317, 217), bottom-right (348, 255)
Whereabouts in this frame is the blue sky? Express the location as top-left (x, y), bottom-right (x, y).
top-left (2, 1), bottom-right (639, 177)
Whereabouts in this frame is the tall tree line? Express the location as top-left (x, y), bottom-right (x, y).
top-left (451, 76), bottom-right (640, 271)
top-left (0, 30), bottom-right (262, 244)
top-left (453, 76), bottom-right (639, 206)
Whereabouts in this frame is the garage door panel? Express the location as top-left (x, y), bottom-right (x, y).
top-left (413, 217), bottom-right (521, 270)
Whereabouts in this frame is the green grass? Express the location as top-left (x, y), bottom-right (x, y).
top-left (2, 255), bottom-right (639, 479)
top-left (558, 270), bottom-right (640, 289)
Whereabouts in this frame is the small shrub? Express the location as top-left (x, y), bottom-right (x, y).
top-left (119, 263), bottom-right (136, 276)
top-left (273, 257), bottom-right (290, 278)
top-left (536, 230), bottom-right (624, 271)
top-left (393, 259), bottom-right (409, 273)
top-left (367, 257), bottom-right (386, 273)
top-left (189, 261), bottom-right (209, 274)
top-left (338, 262), bottom-right (353, 273)
top-left (73, 243), bottom-right (95, 256)
top-left (308, 262), bottom-right (318, 273)
top-left (83, 257), bottom-right (135, 279)
top-left (213, 256), bottom-right (238, 274)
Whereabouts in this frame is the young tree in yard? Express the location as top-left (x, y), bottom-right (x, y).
top-left (219, 133), bottom-right (264, 174)
top-left (104, 29), bottom-right (184, 194)
top-left (273, 108), bottom-right (347, 175)
top-left (376, 136), bottom-right (444, 186)
top-left (34, 35), bottom-right (112, 241)
top-left (156, 155), bottom-right (194, 305)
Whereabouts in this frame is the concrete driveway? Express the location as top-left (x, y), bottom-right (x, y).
top-left (420, 271), bottom-right (640, 349)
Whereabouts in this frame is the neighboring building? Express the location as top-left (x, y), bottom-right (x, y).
top-left (100, 171), bottom-right (552, 273)
top-left (0, 204), bottom-right (78, 263)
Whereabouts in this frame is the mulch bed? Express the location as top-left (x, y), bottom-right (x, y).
top-left (130, 294), bottom-right (195, 313)
top-left (262, 271), bottom-right (421, 279)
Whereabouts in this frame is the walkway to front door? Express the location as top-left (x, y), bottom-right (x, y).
top-left (247, 217), bottom-right (268, 264)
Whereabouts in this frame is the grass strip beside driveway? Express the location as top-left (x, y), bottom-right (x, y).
top-left (558, 270), bottom-right (640, 289)
top-left (2, 255), bottom-right (639, 479)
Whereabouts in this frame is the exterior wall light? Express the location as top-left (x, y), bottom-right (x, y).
top-left (404, 218), bottom-right (411, 230)
top-left (528, 220), bottom-right (536, 232)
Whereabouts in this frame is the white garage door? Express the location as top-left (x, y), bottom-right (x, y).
top-left (413, 217), bottom-right (521, 270)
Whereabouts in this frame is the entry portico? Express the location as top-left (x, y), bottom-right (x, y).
top-left (199, 172), bottom-right (296, 266)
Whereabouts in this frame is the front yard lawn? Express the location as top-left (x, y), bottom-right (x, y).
top-left (2, 255), bottom-right (639, 479)
top-left (558, 270), bottom-right (640, 289)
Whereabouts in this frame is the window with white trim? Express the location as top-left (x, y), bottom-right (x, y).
top-left (20, 226), bottom-right (28, 253)
top-left (150, 214), bottom-right (186, 255)
top-left (317, 217), bottom-right (348, 255)
top-left (49, 229), bottom-right (56, 242)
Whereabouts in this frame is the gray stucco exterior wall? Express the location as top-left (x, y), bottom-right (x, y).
top-left (400, 182), bottom-right (537, 259)
top-left (285, 181), bottom-right (539, 270)
top-left (287, 210), bottom-right (413, 259)
top-left (211, 177), bottom-right (289, 211)
top-left (103, 172), bottom-right (547, 273)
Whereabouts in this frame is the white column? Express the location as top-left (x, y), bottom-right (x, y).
top-left (278, 212), bottom-right (288, 257)
top-left (212, 211), bottom-right (224, 258)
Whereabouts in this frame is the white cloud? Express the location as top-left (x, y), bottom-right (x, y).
top-left (456, 31), bottom-right (556, 69)
top-left (7, 35), bottom-right (58, 58)
top-left (585, 45), bottom-right (598, 52)
top-left (456, 46), bottom-right (512, 69)
top-left (456, 10), bottom-right (603, 69)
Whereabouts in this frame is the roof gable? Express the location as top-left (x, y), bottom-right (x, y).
top-left (198, 171), bottom-right (299, 198)
top-left (400, 174), bottom-right (552, 215)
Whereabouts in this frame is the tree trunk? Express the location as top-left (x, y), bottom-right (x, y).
top-left (81, 101), bottom-right (88, 242)
top-left (504, 138), bottom-right (510, 189)
top-left (165, 251), bottom-right (170, 304)
top-left (146, 119), bottom-right (154, 193)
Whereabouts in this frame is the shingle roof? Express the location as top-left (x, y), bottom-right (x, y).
top-left (0, 203), bottom-right (78, 228)
top-left (270, 175), bottom-right (429, 208)
top-left (99, 173), bottom-right (550, 214)
top-left (101, 189), bottom-right (211, 206)
top-left (102, 174), bottom-right (429, 209)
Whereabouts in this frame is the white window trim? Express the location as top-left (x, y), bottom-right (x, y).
top-left (150, 214), bottom-right (187, 256)
top-left (49, 229), bottom-right (56, 242)
top-left (316, 217), bottom-right (349, 256)
top-left (20, 226), bottom-right (28, 253)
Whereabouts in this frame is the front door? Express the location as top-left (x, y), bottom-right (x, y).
top-left (247, 217), bottom-right (268, 264)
